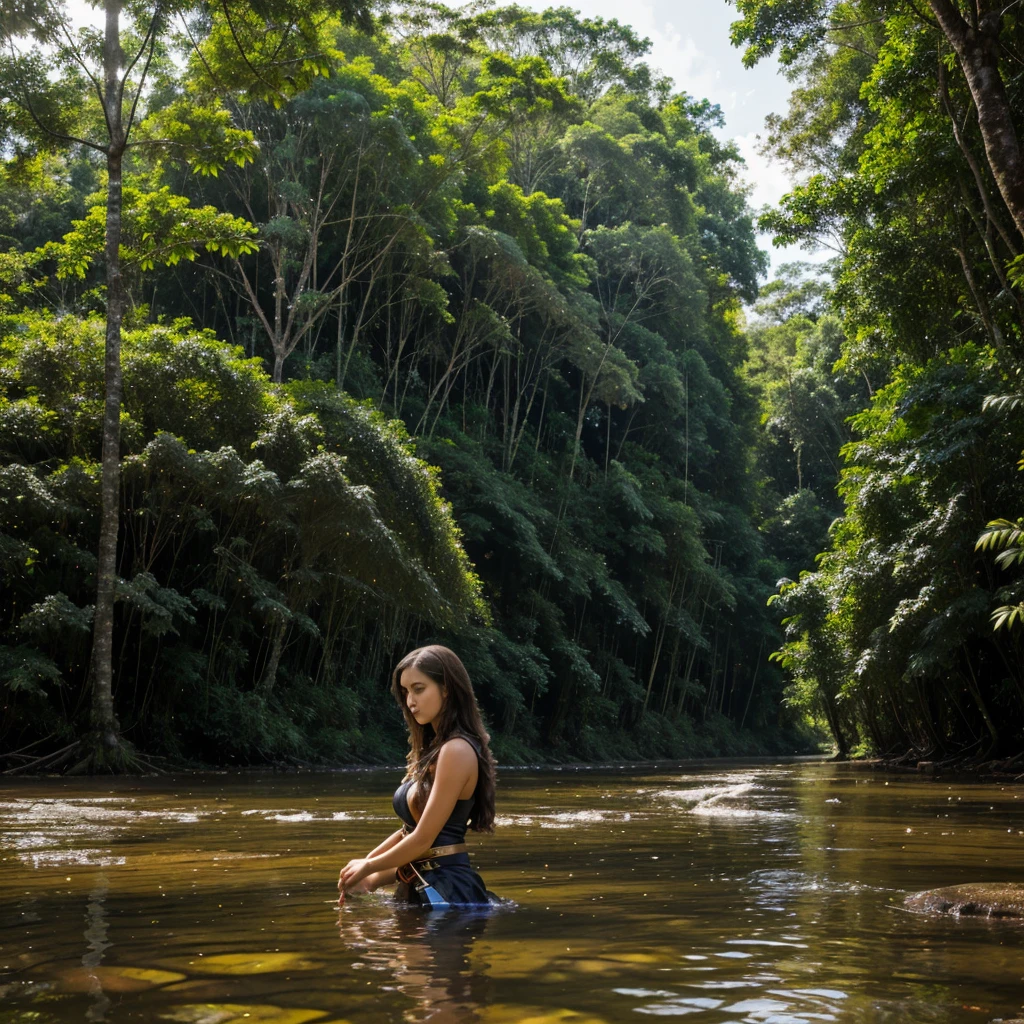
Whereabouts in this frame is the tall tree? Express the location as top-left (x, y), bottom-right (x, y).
top-left (731, 0), bottom-right (1024, 239)
top-left (0, 0), bottom-right (370, 770)
top-left (734, 0), bottom-right (1024, 760)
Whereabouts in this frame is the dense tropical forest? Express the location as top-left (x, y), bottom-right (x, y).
top-left (0, 0), bottom-right (1021, 771)
top-left (734, 0), bottom-right (1024, 762)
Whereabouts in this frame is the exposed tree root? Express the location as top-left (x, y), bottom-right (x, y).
top-left (0, 733), bottom-right (56, 762)
top-left (3, 733), bottom-right (166, 776)
top-left (3, 741), bottom-right (80, 775)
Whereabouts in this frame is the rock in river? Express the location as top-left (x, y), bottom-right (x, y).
top-left (904, 883), bottom-right (1024, 919)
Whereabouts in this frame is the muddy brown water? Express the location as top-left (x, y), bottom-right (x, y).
top-left (1, 761), bottom-right (1023, 1023)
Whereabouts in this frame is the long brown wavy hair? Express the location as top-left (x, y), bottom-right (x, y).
top-left (391, 644), bottom-right (496, 832)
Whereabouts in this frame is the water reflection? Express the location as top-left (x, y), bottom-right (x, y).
top-left (2, 764), bottom-right (1024, 1023)
top-left (338, 903), bottom-right (492, 1023)
top-left (82, 873), bottom-right (111, 1022)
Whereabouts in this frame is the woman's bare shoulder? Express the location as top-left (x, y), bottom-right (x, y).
top-left (437, 736), bottom-right (477, 764)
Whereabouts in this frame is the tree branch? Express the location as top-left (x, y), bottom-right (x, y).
top-left (220, 0), bottom-right (288, 105)
top-left (16, 84), bottom-right (106, 152)
top-left (177, 11), bottom-right (229, 93)
top-left (53, 21), bottom-right (111, 132)
top-left (123, 11), bottom-right (162, 139)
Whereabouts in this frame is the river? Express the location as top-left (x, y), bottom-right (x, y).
top-left (1, 760), bottom-right (1022, 1023)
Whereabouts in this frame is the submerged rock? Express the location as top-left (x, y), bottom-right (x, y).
top-left (905, 883), bottom-right (1024, 919)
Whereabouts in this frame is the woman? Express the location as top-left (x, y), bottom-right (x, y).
top-left (339, 645), bottom-right (497, 907)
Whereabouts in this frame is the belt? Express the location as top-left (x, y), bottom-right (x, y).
top-left (420, 843), bottom-right (467, 860)
top-left (396, 843), bottom-right (469, 885)
top-left (399, 825), bottom-right (468, 861)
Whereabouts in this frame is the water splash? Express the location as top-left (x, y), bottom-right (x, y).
top-left (654, 777), bottom-right (799, 820)
top-left (494, 809), bottom-right (636, 828)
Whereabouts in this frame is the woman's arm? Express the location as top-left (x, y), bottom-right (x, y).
top-left (339, 829), bottom-right (405, 900)
top-left (366, 828), bottom-right (406, 860)
top-left (343, 865), bottom-right (397, 896)
top-left (339, 739), bottom-right (476, 891)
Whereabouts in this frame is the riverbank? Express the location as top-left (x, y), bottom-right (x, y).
top-left (834, 754), bottom-right (1024, 784)
top-left (4, 714), bottom-right (822, 776)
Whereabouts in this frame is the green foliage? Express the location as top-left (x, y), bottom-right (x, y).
top-left (775, 345), bottom-right (1024, 756)
top-left (38, 181), bottom-right (258, 279)
top-left (0, 4), bottom-right (818, 765)
top-left (0, 315), bottom-right (480, 758)
top-left (733, 0), bottom-right (1024, 761)
top-left (471, 5), bottom-right (660, 103)
top-left (729, 0), bottom-right (856, 71)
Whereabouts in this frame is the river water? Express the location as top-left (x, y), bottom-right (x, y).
top-left (1, 761), bottom-right (1022, 1024)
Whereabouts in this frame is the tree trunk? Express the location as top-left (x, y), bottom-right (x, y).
top-left (930, 1), bottom-right (1024, 239)
top-left (644, 564), bottom-right (679, 712)
top-left (258, 622), bottom-right (288, 698)
top-left (822, 690), bottom-right (850, 759)
top-left (955, 241), bottom-right (1003, 349)
top-left (740, 637), bottom-right (765, 731)
top-left (937, 59), bottom-right (1019, 256)
top-left (87, 0), bottom-right (127, 751)
top-left (964, 656), bottom-right (1000, 758)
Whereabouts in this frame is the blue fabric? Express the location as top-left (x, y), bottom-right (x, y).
top-left (395, 860), bottom-right (494, 908)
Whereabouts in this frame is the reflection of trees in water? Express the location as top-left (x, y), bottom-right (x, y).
top-left (338, 904), bottom-right (493, 1024)
top-left (83, 873), bottom-right (111, 1022)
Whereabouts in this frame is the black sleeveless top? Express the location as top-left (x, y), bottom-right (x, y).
top-left (392, 736), bottom-right (481, 848)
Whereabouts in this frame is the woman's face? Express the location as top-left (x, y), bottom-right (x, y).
top-left (400, 666), bottom-right (446, 728)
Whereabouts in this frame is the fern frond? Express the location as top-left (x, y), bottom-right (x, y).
top-left (982, 394), bottom-right (1024, 415)
top-left (975, 518), bottom-right (1024, 552)
top-left (991, 603), bottom-right (1024, 631)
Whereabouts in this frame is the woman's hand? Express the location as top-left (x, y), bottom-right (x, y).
top-left (339, 858), bottom-right (373, 896)
top-left (345, 874), bottom-right (377, 896)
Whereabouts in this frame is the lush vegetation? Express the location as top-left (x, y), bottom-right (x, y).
top-left (0, 2), bottom-right (818, 768)
top-left (734, 0), bottom-right (1024, 762)
top-left (7, 0), bottom-right (1021, 772)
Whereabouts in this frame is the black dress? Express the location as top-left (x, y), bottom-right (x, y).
top-left (392, 745), bottom-right (494, 908)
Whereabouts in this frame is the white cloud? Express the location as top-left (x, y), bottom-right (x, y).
top-left (733, 132), bottom-right (792, 213)
top-left (526, 1), bottom-right (818, 278)
top-left (733, 133), bottom-right (826, 278)
top-left (544, 0), bottom-right (728, 113)
top-left (66, 0), bottom-right (101, 30)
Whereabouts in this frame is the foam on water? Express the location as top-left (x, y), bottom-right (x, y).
top-left (654, 777), bottom-right (799, 821)
top-left (495, 809), bottom-right (635, 828)
top-left (0, 798), bottom-right (205, 825)
top-left (238, 808), bottom-right (386, 822)
top-left (0, 798), bottom-right (208, 868)
top-left (658, 781), bottom-right (757, 804)
top-left (747, 868), bottom-right (885, 904)
top-left (26, 850), bottom-right (126, 868)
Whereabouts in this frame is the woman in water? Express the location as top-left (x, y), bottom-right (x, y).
top-left (338, 645), bottom-right (497, 907)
